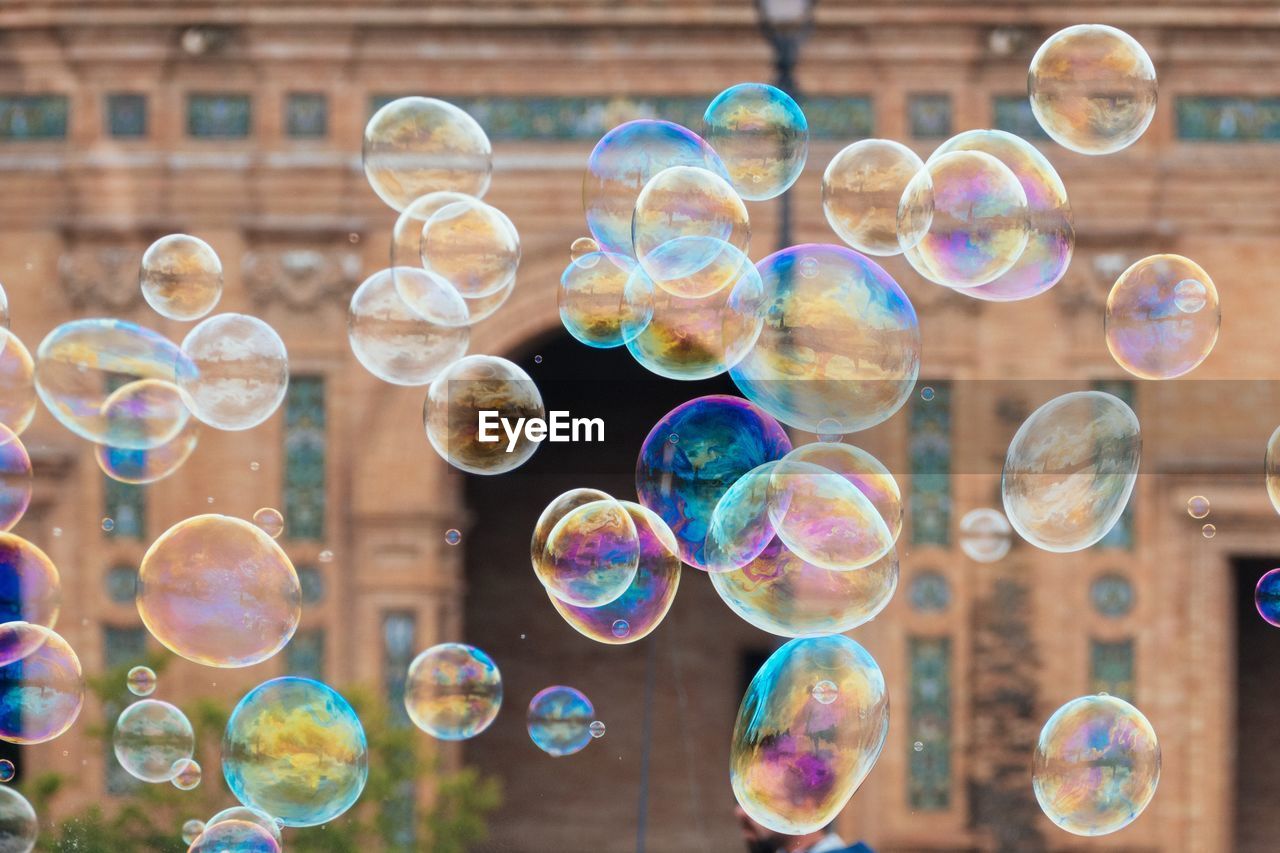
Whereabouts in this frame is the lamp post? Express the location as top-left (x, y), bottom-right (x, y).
top-left (753, 0), bottom-right (816, 249)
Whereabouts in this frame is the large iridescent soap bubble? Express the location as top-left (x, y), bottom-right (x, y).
top-left (404, 643), bottom-right (502, 741)
top-left (178, 314), bottom-right (288, 431)
top-left (1255, 568), bottom-right (1280, 626)
top-left (136, 514), bottom-right (301, 667)
top-left (731, 635), bottom-right (888, 834)
top-left (783, 443), bottom-right (902, 544)
top-left (35, 319), bottom-right (192, 447)
top-left (188, 819), bottom-right (280, 853)
top-left (583, 120), bottom-right (727, 257)
top-left (1002, 391), bottom-right (1140, 553)
top-left (931, 130), bottom-right (1074, 302)
top-left (205, 807), bottom-right (283, 845)
top-left (420, 197), bottom-right (520, 299)
top-left (1033, 694), bottom-right (1160, 836)
top-left (424, 355), bottom-right (544, 475)
top-left (531, 488), bottom-right (612, 578)
top-left (0, 427), bottom-right (31, 533)
top-left (363, 96), bottom-right (492, 212)
top-left (542, 499), bottom-right (640, 607)
top-left (348, 268), bottom-right (469, 386)
top-left (98, 378), bottom-right (190, 453)
top-left (112, 699), bottom-right (195, 783)
top-left (0, 331), bottom-right (35, 436)
top-left (0, 534), bottom-right (60, 640)
top-left (558, 253), bottom-right (649, 349)
top-left (703, 83), bottom-right (808, 202)
top-left (0, 624), bottom-right (83, 744)
top-left (958, 508), bottom-right (1013, 563)
top-left (636, 396), bottom-right (791, 568)
top-left (527, 686), bottom-right (594, 757)
top-left (712, 538), bottom-right (897, 638)
top-left (899, 150), bottom-right (1029, 288)
top-left (96, 414), bottom-right (199, 486)
top-left (1029, 25), bottom-right (1157, 156)
top-left (223, 677), bottom-right (368, 827)
top-left (1267, 427), bottom-right (1280, 517)
top-left (0, 786), bottom-right (36, 852)
top-left (1105, 254), bottom-right (1219, 380)
top-left (551, 501), bottom-right (681, 644)
top-left (766, 457), bottom-right (894, 572)
top-left (140, 234), bottom-right (223, 322)
top-left (822, 139), bottom-right (925, 257)
top-left (730, 244), bottom-right (920, 435)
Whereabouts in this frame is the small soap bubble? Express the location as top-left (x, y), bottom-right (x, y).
top-left (0, 760), bottom-right (13, 782)
top-left (348, 232), bottom-right (360, 244)
top-left (610, 619), bottom-right (630, 639)
top-left (101, 517), bottom-right (114, 532)
top-left (811, 680), bottom-right (838, 705)
top-left (249, 461), bottom-right (260, 471)
top-left (1255, 569), bottom-right (1280, 626)
top-left (1187, 495), bottom-right (1210, 519)
top-left (206, 496), bottom-right (214, 504)
top-left (52, 527), bottom-right (62, 538)
top-left (320, 549), bottom-right (334, 563)
top-left (913, 741), bottom-right (924, 753)
top-left (570, 237), bottom-right (599, 262)
top-left (920, 387), bottom-right (935, 402)
top-left (1174, 278), bottom-right (1207, 313)
top-left (589, 720), bottom-right (606, 739)
top-left (181, 819), bottom-right (206, 845)
top-left (534, 355), bottom-right (543, 364)
top-left (126, 665), bottom-right (157, 697)
top-left (252, 507), bottom-right (285, 540)
top-left (1202, 523), bottom-right (1216, 539)
top-left (445, 529), bottom-right (462, 546)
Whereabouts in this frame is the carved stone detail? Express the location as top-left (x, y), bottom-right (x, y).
top-left (58, 244), bottom-right (144, 312)
top-left (242, 247), bottom-right (361, 310)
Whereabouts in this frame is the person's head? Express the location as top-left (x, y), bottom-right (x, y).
top-left (734, 804), bottom-right (832, 853)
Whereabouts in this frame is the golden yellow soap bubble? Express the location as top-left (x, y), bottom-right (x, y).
top-left (822, 139), bottom-right (925, 257)
top-left (424, 355), bottom-right (544, 475)
top-left (140, 234), bottom-right (223, 322)
top-left (362, 96), bottom-right (492, 212)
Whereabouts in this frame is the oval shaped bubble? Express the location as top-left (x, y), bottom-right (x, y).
top-left (558, 253), bottom-right (648, 349)
top-left (0, 330), bottom-right (35, 436)
top-left (178, 314), bottom-right (289, 432)
top-left (140, 234), bottom-right (223, 322)
top-left (527, 685), bottom-right (595, 757)
top-left (113, 699), bottom-right (195, 783)
top-left (404, 643), bottom-right (502, 741)
top-left (362, 96), bottom-right (492, 212)
top-left (0, 427), bottom-right (31, 533)
top-left (542, 499), bottom-right (640, 607)
top-left (348, 267), bottom-right (469, 387)
top-left (0, 624), bottom-right (83, 745)
top-left (703, 83), bottom-right (808, 202)
top-left (822, 138), bottom-right (925, 257)
top-left (126, 665), bottom-right (157, 697)
top-left (1105, 254), bottom-right (1219, 380)
top-left (959, 507), bottom-right (1013, 563)
top-left (424, 355), bottom-right (544, 476)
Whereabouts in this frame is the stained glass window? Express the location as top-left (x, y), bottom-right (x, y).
top-left (105, 564), bottom-right (136, 604)
top-left (383, 612), bottom-right (416, 727)
top-left (285, 93), bottom-right (327, 139)
top-left (284, 376), bottom-right (325, 540)
top-left (908, 93), bottom-right (952, 139)
top-left (1093, 379), bottom-right (1135, 549)
top-left (909, 636), bottom-right (952, 810)
top-left (103, 626), bottom-right (148, 795)
top-left (910, 382), bottom-right (951, 545)
top-left (0, 95), bottom-right (69, 141)
top-left (103, 475), bottom-right (145, 540)
top-left (106, 93), bottom-right (147, 138)
top-left (286, 628), bottom-right (325, 680)
top-left (992, 95), bottom-right (1049, 140)
top-left (1090, 638), bottom-right (1135, 701)
top-left (188, 93), bottom-right (251, 138)
top-left (297, 565), bottom-right (325, 604)
top-left (1090, 573), bottom-right (1135, 618)
top-left (1177, 96), bottom-right (1280, 142)
top-left (910, 571), bottom-right (951, 613)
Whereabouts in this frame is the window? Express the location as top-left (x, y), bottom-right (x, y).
top-left (103, 626), bottom-right (148, 795)
top-left (1177, 96), bottom-right (1280, 142)
top-left (908, 637), bottom-right (952, 810)
top-left (188, 93), bottom-right (251, 138)
top-left (105, 93), bottom-right (147, 138)
top-left (1093, 379), bottom-right (1135, 549)
top-left (285, 93), bottom-right (327, 139)
top-left (908, 93), bottom-right (952, 139)
top-left (1090, 573), bottom-right (1135, 618)
top-left (992, 94), bottom-right (1048, 140)
top-left (910, 382), bottom-right (951, 545)
top-left (286, 628), bottom-right (326, 680)
top-left (0, 95), bottom-right (69, 141)
top-left (103, 476), bottom-right (145, 540)
top-left (910, 571), bottom-right (951, 613)
top-left (1090, 638), bottom-right (1135, 701)
top-left (284, 376), bottom-right (325, 540)
top-left (383, 611), bottom-right (417, 727)
top-left (105, 564), bottom-right (137, 604)
top-left (297, 565), bottom-right (325, 604)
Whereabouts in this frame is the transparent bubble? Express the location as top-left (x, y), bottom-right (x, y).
top-left (424, 355), bottom-right (544, 475)
top-left (913, 741), bottom-right (924, 752)
top-left (532, 489), bottom-right (608, 570)
top-left (1255, 568), bottom-right (1280, 627)
top-left (542, 500), bottom-right (640, 607)
top-left (0, 624), bottom-right (83, 744)
top-left (958, 508), bottom-right (1013, 563)
top-left (1033, 694), bottom-right (1160, 836)
top-left (420, 197), bottom-right (520, 299)
top-left (767, 457), bottom-right (894, 572)
top-left (222, 676), bottom-right (368, 827)
top-left (0, 786), bottom-right (36, 851)
top-left (570, 237), bottom-right (599, 262)
top-left (445, 528), bottom-right (461, 545)
top-left (821, 139), bottom-right (925, 256)
top-left (784, 443), bottom-right (902, 545)
top-left (589, 720), bottom-right (606, 739)
top-left (0, 330), bottom-right (34, 437)
top-left (362, 96), bottom-right (492, 212)
top-left (558, 253), bottom-right (648, 349)
top-left (1267, 428), bottom-right (1280, 517)
top-left (583, 120), bottom-right (728, 256)
top-left (0, 284), bottom-right (7, 329)
top-left (1174, 278), bottom-right (1207, 313)
top-left (0, 535), bottom-right (61, 649)
top-left (899, 150), bottom-right (1029, 288)
top-left (703, 83), bottom-right (808, 202)
top-left (0, 427), bottom-right (31, 533)
top-left (181, 819), bottom-right (206, 845)
top-left (920, 386), bottom-right (935, 402)
top-left (1003, 391), bottom-right (1141, 553)
top-left (97, 415), bottom-right (199, 486)
top-left (1029, 25), bottom-right (1157, 156)
top-left (731, 244), bottom-right (921, 434)
top-left (404, 643), bottom-right (502, 741)
top-left (632, 166), bottom-right (751, 298)
top-left (811, 679), bottom-right (838, 705)
top-left (188, 819), bottom-right (281, 853)
top-left (930, 130), bottom-right (1074, 302)
top-left (127, 665), bottom-right (157, 697)
top-left (140, 234), bottom-right (223, 322)
top-left (348, 268), bottom-right (469, 387)
top-left (550, 502), bottom-right (681, 645)
top-left (1202, 523), bottom-right (1216, 539)
top-left (319, 549), bottom-right (333, 563)
top-left (205, 806), bottom-right (283, 845)
top-left (1187, 495), bottom-right (1210, 519)
top-left (136, 514), bottom-right (301, 667)
top-left (251, 508), bottom-right (284, 540)
top-left (171, 758), bottom-right (202, 790)
top-left (636, 395), bottom-right (791, 568)
top-left (113, 699), bottom-right (194, 783)
top-left (178, 314), bottom-right (289, 431)
top-left (1106, 255), bottom-right (1219, 380)
top-left (101, 518), bottom-right (115, 532)
top-left (35, 319), bottom-right (193, 447)
top-left (527, 686), bottom-right (595, 757)
top-left (731, 635), bottom-right (888, 835)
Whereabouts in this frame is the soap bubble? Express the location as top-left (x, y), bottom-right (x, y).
top-left (589, 720), bottom-right (606, 739)
top-left (404, 643), bottom-right (502, 741)
top-left (542, 500), bottom-right (640, 607)
top-left (348, 268), bottom-right (469, 387)
top-left (188, 819), bottom-right (280, 853)
top-left (583, 119), bottom-right (727, 256)
top-left (171, 758), bottom-right (202, 790)
top-left (550, 501), bottom-right (682, 645)
top-left (1267, 428), bottom-right (1280, 516)
top-left (731, 635), bottom-right (888, 835)
top-left (0, 427), bottom-right (31, 532)
top-left (424, 355), bottom-right (544, 475)
top-left (1029, 25), bottom-right (1157, 155)
top-left (419, 197), bottom-right (519, 299)
top-left (783, 443), bottom-right (902, 544)
top-left (811, 680), bottom-right (838, 705)
top-left (445, 528), bottom-right (461, 545)
top-left (531, 489), bottom-right (612, 571)
top-left (1255, 568), bottom-right (1280, 627)
top-left (570, 237), bottom-right (599, 261)
top-left (0, 761), bottom-right (12, 783)
top-left (0, 330), bottom-right (35, 436)
top-left (1174, 278), bottom-right (1208, 313)
top-left (140, 234), bottom-right (223, 322)
top-left (1106, 254), bottom-right (1219, 380)
top-left (632, 165), bottom-right (751, 298)
top-left (1187, 495), bottom-right (1210, 519)
top-left (126, 665), bottom-right (157, 697)
top-left (558, 253), bottom-right (649, 349)
top-left (0, 624), bottom-right (83, 744)
top-left (251, 508), bottom-right (284, 540)
top-left (899, 150), bottom-right (1029, 288)
top-left (1202, 523), bottom-right (1216, 539)
top-left (0, 285), bottom-right (6, 329)
top-left (527, 686), bottom-right (594, 757)
top-left (98, 378), bottom-right (191, 451)
top-left (362, 96), bottom-right (492, 212)
top-left (636, 395), bottom-right (791, 568)
top-left (767, 456), bottom-right (894, 572)
top-left (958, 508), bottom-right (1013, 563)
top-left (1033, 693), bottom-right (1160, 836)
top-left (96, 414), bottom-right (199, 485)
top-left (920, 386), bottom-right (935, 402)
top-left (205, 807), bottom-right (282, 845)
top-left (730, 244), bottom-right (921, 434)
top-left (0, 786), bottom-right (36, 852)
top-left (181, 819), bottom-right (206, 845)
top-left (0, 534), bottom-right (61, 644)
top-left (930, 130), bottom-right (1074, 302)
top-left (703, 83), bottom-right (808, 201)
top-left (136, 514), bottom-right (301, 667)
top-left (222, 676), bottom-right (368, 827)
top-left (178, 314), bottom-right (289, 431)
top-left (821, 139), bottom-right (925, 256)
top-left (112, 699), bottom-right (195, 783)
top-left (1003, 391), bottom-right (1140, 553)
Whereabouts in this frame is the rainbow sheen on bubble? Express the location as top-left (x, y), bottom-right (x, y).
top-left (126, 665), bottom-right (157, 697)
top-left (404, 643), bottom-right (503, 741)
top-left (348, 267), bottom-right (469, 386)
top-left (188, 819), bottom-right (281, 853)
top-left (1033, 694), bottom-right (1160, 836)
top-left (362, 96), bottom-right (492, 212)
top-left (731, 635), bottom-right (888, 835)
top-left (821, 139), bottom-right (925, 257)
top-left (0, 330), bottom-right (35, 436)
top-left (558, 253), bottom-right (649, 349)
top-left (730, 244), bottom-right (920, 434)
top-left (424, 355), bottom-right (544, 475)
top-left (98, 378), bottom-right (190, 452)
top-left (1105, 254), bottom-right (1219, 380)
top-left (0, 426), bottom-right (31, 533)
top-left (171, 758), bottom-right (202, 790)
top-left (542, 499), bottom-right (640, 607)
top-left (178, 314), bottom-right (289, 432)
top-left (95, 414), bottom-right (199, 486)
top-left (527, 686), bottom-right (595, 757)
top-left (570, 237), bottom-right (599, 261)
top-left (140, 234), bottom-right (223, 322)
top-left (1002, 391), bottom-right (1141, 553)
top-left (767, 456), bottom-right (894, 572)
top-left (0, 760), bottom-right (13, 783)
top-left (703, 83), bottom-right (808, 202)
top-left (1255, 569), bottom-right (1280, 627)
top-left (181, 819), bottom-right (206, 845)
top-left (783, 442), bottom-right (902, 545)
top-left (1267, 428), bottom-right (1280, 517)
top-left (205, 807), bottom-right (283, 845)
top-left (136, 514), bottom-right (301, 667)
top-left (0, 786), bottom-right (36, 852)
top-left (958, 508), bottom-right (1013, 563)
top-left (0, 534), bottom-right (60, 642)
top-left (420, 196), bottom-right (520, 299)
top-left (0, 624), bottom-right (83, 745)
top-left (222, 677), bottom-right (368, 827)
top-left (1029, 25), bottom-right (1157, 156)
top-left (113, 699), bottom-right (195, 783)
top-left (532, 488), bottom-right (612, 579)
top-left (251, 508), bottom-right (284, 540)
